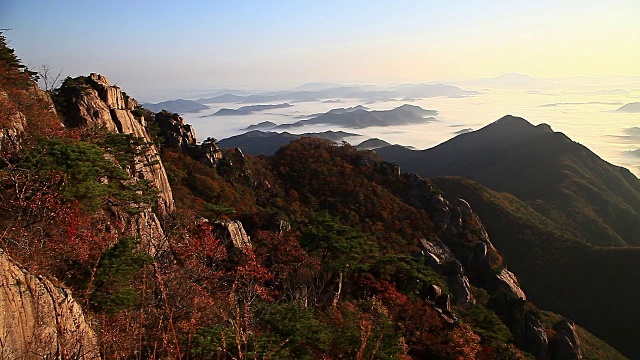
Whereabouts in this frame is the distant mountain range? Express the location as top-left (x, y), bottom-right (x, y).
top-left (206, 103), bottom-right (292, 116)
top-left (274, 104), bottom-right (437, 129)
top-left (218, 130), bottom-right (361, 155)
top-left (142, 99), bottom-right (209, 113)
top-left (355, 138), bottom-right (391, 150)
top-left (242, 121), bottom-right (278, 131)
top-left (196, 83), bottom-right (477, 104)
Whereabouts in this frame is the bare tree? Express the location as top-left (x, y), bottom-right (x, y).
top-left (38, 64), bottom-right (63, 92)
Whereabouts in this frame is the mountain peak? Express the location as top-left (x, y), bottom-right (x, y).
top-left (483, 115), bottom-right (553, 137)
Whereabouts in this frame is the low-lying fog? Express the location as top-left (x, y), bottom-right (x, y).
top-left (176, 76), bottom-right (640, 176)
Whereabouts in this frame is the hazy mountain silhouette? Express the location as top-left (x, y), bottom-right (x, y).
top-left (615, 102), bottom-right (640, 112)
top-left (276, 104), bottom-right (437, 129)
top-left (142, 99), bottom-right (209, 113)
top-left (242, 121), bottom-right (277, 131)
top-left (207, 103), bottom-right (292, 116)
top-left (355, 138), bottom-right (391, 150)
top-left (218, 130), bottom-right (360, 155)
top-left (195, 83), bottom-right (476, 104)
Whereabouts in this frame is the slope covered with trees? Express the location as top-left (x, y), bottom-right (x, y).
top-left (0, 33), bottom-right (627, 359)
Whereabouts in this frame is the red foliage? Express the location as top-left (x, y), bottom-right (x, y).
top-left (253, 230), bottom-right (320, 300)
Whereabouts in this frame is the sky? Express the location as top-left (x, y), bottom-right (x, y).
top-left (2, 0), bottom-right (639, 99)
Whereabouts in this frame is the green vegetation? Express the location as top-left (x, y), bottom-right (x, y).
top-left (0, 36), bottom-right (629, 359)
top-left (90, 237), bottom-right (153, 313)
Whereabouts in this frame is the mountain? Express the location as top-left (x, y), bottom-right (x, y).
top-left (197, 93), bottom-right (247, 103)
top-left (431, 176), bottom-right (640, 359)
top-left (355, 138), bottom-right (391, 150)
top-left (217, 130), bottom-right (360, 155)
top-left (142, 98), bottom-right (209, 113)
top-left (196, 83), bottom-right (476, 104)
top-left (0, 36), bottom-right (628, 359)
top-left (376, 115), bottom-right (640, 357)
top-left (208, 103), bottom-right (292, 116)
top-left (276, 104), bottom-right (437, 129)
top-left (615, 102), bottom-right (640, 112)
top-left (377, 115), bottom-right (640, 247)
top-left (242, 121), bottom-right (277, 130)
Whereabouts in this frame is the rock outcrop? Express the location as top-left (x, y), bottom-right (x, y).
top-left (402, 173), bottom-right (570, 358)
top-left (58, 73), bottom-right (174, 215)
top-left (0, 90), bottom-right (26, 154)
top-left (0, 249), bottom-right (99, 359)
top-left (213, 220), bottom-right (252, 250)
top-left (154, 110), bottom-right (197, 152)
top-left (550, 320), bottom-right (583, 360)
top-left (419, 238), bottom-right (475, 307)
top-left (196, 138), bottom-right (224, 167)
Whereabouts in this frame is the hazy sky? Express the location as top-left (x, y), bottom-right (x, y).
top-left (2, 0), bottom-right (639, 98)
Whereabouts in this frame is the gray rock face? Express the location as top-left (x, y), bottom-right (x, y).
top-left (112, 207), bottom-right (167, 256)
top-left (213, 220), bottom-right (252, 250)
top-left (61, 73), bottom-right (175, 216)
top-left (0, 249), bottom-right (99, 359)
top-left (402, 174), bottom-right (548, 355)
top-left (419, 238), bottom-right (456, 266)
top-left (402, 174), bottom-right (451, 231)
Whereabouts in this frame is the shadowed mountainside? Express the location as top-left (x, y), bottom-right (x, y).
top-left (377, 115), bottom-right (640, 247)
top-left (431, 176), bottom-right (640, 359)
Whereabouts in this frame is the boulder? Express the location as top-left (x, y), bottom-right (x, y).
top-left (419, 238), bottom-right (475, 306)
top-left (426, 284), bottom-right (442, 301)
top-left (213, 220), bottom-right (252, 250)
top-left (551, 320), bottom-right (583, 360)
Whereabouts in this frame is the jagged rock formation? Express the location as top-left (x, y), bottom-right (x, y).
top-left (57, 73), bottom-right (174, 215)
top-left (401, 173), bottom-right (581, 359)
top-left (53, 73), bottom-right (179, 256)
top-left (0, 81), bottom-right (57, 153)
top-left (196, 138), bottom-right (224, 167)
top-left (152, 109), bottom-right (225, 168)
top-left (154, 110), bottom-right (197, 152)
top-left (0, 250), bottom-right (99, 359)
top-left (419, 238), bottom-right (475, 307)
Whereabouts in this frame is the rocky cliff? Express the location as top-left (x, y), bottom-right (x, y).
top-left (0, 250), bottom-right (99, 359)
top-left (56, 73), bottom-right (174, 216)
top-left (403, 173), bottom-right (583, 359)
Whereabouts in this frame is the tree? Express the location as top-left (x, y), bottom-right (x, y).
top-left (38, 64), bottom-right (63, 92)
